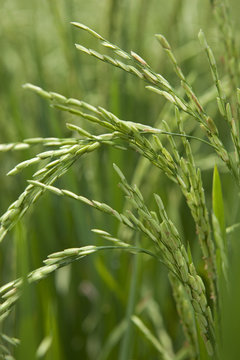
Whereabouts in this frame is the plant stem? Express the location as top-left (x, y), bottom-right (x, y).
top-left (118, 233), bottom-right (140, 360)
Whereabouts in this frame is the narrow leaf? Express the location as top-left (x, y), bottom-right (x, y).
top-left (212, 165), bottom-right (225, 236)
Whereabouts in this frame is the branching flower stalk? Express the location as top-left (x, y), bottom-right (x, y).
top-left (155, 29), bottom-right (239, 188)
top-left (22, 84), bottom-right (218, 304)
top-left (71, 21), bottom-right (240, 187)
top-left (211, 0), bottom-right (240, 98)
top-left (112, 166), bottom-right (215, 356)
top-left (0, 140), bottom-right (101, 242)
top-left (1, 9), bottom-right (239, 358)
top-left (0, 82), bottom-right (217, 305)
top-left (24, 166), bottom-right (215, 356)
top-left (162, 111), bottom-right (218, 304)
top-left (0, 242), bottom-right (160, 318)
top-left (0, 80), bottom-right (218, 358)
top-left (198, 30), bottom-right (240, 176)
top-left (169, 273), bottom-right (198, 357)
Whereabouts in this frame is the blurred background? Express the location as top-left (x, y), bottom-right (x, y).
top-left (1, 0), bottom-right (240, 359)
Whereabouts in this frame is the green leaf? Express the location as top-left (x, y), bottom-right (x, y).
top-left (212, 165), bottom-right (225, 236)
top-left (212, 167), bottom-right (228, 281)
top-left (131, 315), bottom-right (166, 356)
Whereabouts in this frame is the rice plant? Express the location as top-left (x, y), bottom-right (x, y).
top-left (1, 0), bottom-right (240, 359)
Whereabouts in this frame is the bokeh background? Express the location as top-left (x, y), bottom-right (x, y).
top-left (1, 0), bottom-right (240, 359)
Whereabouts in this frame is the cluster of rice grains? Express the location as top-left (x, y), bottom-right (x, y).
top-left (1, 1), bottom-right (239, 358)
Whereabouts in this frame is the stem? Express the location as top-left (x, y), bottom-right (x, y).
top-left (118, 233), bottom-right (140, 360)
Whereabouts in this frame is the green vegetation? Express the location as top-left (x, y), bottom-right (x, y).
top-left (1, 0), bottom-right (240, 359)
